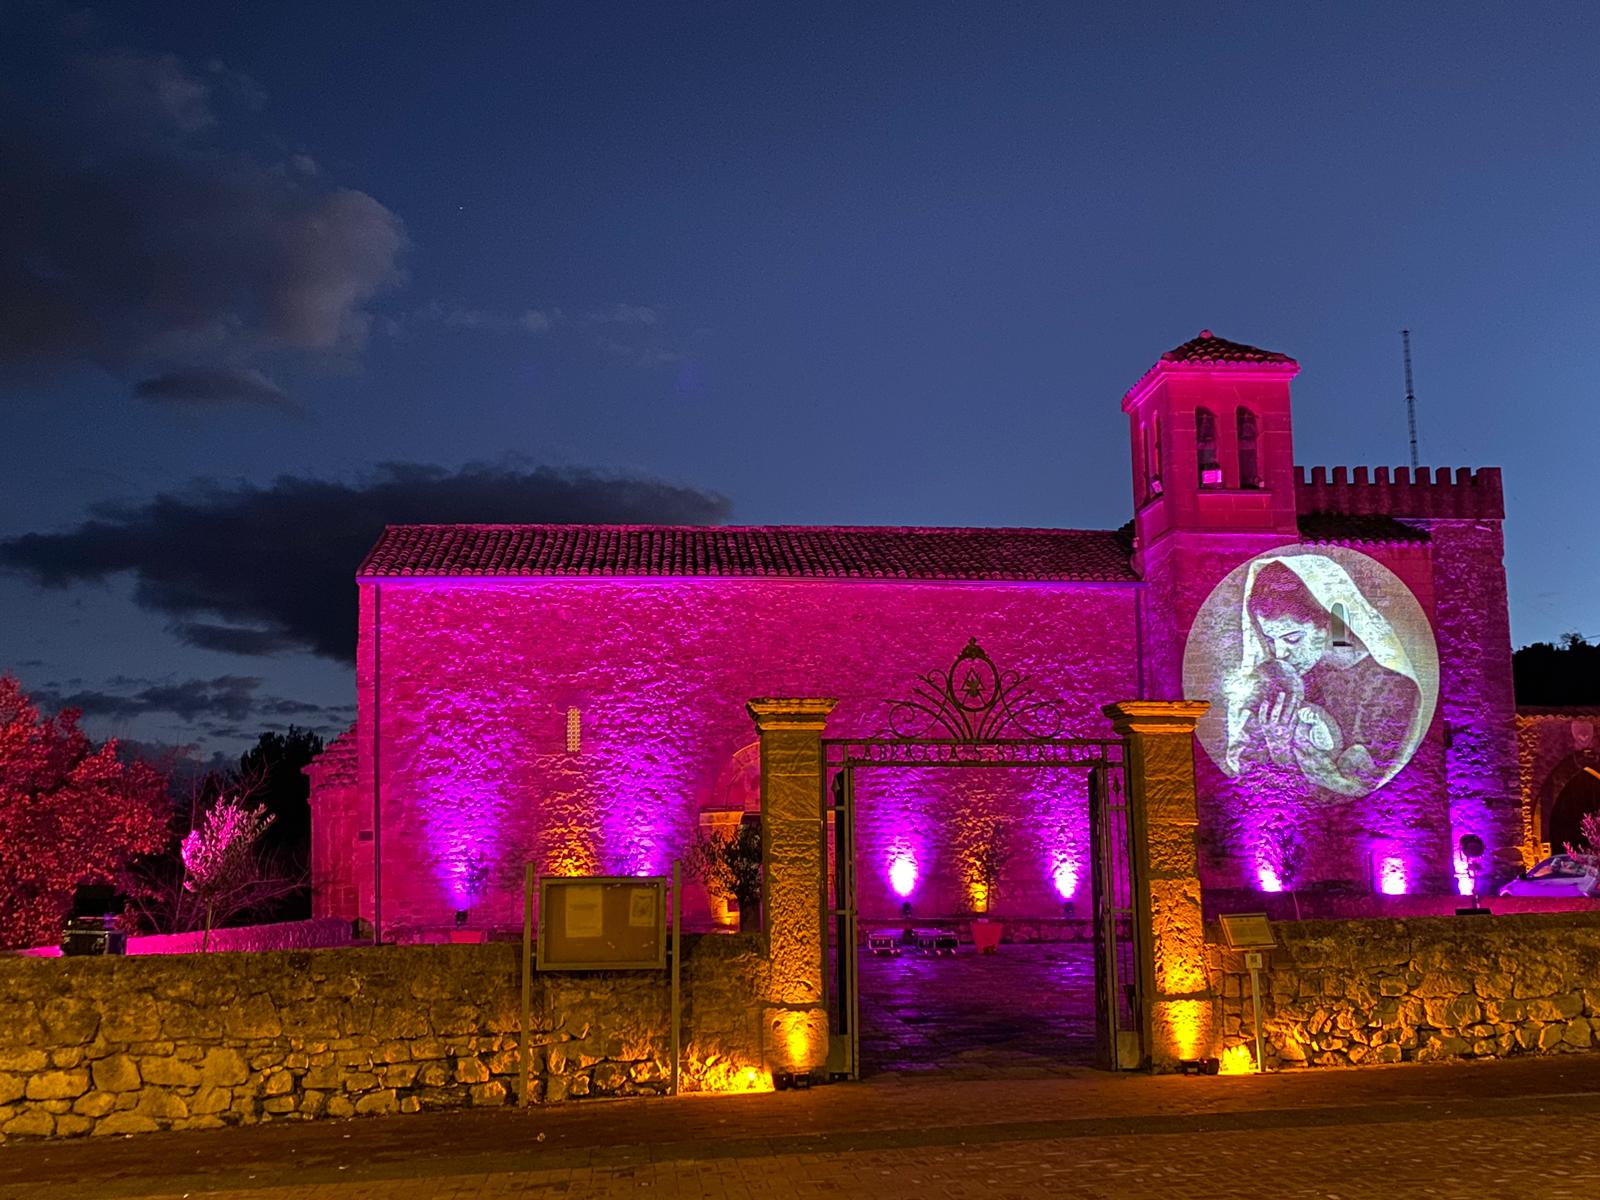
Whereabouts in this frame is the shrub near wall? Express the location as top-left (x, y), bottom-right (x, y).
top-left (0, 935), bottom-right (768, 1141)
top-left (1211, 911), bottom-right (1600, 1068)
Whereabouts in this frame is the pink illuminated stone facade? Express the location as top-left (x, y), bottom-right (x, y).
top-left (311, 331), bottom-right (1524, 935)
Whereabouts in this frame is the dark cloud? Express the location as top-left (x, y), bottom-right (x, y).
top-left (0, 463), bottom-right (731, 662)
top-left (46, 675), bottom-right (266, 723)
top-left (33, 674), bottom-right (345, 730)
top-left (168, 622), bottom-right (306, 656)
top-left (134, 369), bottom-right (294, 411)
top-left (0, 44), bottom-right (405, 404)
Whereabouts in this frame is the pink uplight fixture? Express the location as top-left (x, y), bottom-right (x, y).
top-left (888, 855), bottom-right (918, 899)
top-left (1377, 856), bottom-right (1408, 896)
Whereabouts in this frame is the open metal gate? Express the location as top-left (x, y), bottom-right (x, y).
top-left (817, 639), bottom-right (1145, 1079)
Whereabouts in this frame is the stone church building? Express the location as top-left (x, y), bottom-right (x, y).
top-left (308, 331), bottom-right (1545, 940)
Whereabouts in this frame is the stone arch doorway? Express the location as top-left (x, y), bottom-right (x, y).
top-left (1548, 765), bottom-right (1600, 854)
top-left (690, 741), bottom-right (762, 930)
top-left (1537, 750), bottom-right (1600, 853)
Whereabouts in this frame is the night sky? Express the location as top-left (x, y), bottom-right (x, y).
top-left (3, 1), bottom-right (1596, 760)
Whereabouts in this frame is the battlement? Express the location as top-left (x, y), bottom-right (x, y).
top-left (1294, 465), bottom-right (1504, 521)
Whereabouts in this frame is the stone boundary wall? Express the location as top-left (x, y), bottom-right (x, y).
top-left (1210, 911), bottom-right (1600, 1068)
top-left (0, 935), bottom-right (768, 1142)
top-left (20, 918), bottom-right (359, 958)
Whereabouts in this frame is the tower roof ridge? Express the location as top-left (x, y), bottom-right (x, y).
top-left (1159, 330), bottom-right (1296, 365)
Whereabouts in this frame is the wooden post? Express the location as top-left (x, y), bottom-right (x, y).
top-left (520, 861), bottom-right (533, 1106)
top-left (670, 859), bottom-right (681, 1096)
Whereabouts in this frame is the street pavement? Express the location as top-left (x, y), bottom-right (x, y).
top-left (1, 1056), bottom-right (1598, 1199)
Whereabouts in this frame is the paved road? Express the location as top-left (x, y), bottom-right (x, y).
top-left (2, 1057), bottom-right (1598, 1199)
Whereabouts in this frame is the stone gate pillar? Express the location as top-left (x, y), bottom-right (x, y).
top-left (747, 697), bottom-right (837, 1076)
top-left (1103, 700), bottom-right (1214, 1071)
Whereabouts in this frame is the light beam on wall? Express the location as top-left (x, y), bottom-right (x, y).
top-left (1052, 859), bottom-right (1079, 900)
top-left (1377, 856), bottom-right (1408, 896)
top-left (889, 854), bottom-right (918, 899)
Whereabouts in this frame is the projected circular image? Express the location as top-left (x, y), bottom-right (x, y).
top-left (1183, 546), bottom-right (1439, 799)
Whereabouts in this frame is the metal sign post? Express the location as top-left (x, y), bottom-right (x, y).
top-left (670, 860), bottom-right (681, 1096)
top-left (521, 862), bottom-right (533, 1106)
top-left (1245, 949), bottom-right (1266, 1074)
top-left (1219, 913), bottom-right (1276, 1074)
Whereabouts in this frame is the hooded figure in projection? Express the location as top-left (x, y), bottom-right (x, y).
top-left (1223, 556), bottom-right (1424, 797)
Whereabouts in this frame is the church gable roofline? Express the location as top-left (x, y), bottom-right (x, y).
top-left (1124, 329), bottom-right (1299, 405)
top-left (357, 523), bottom-right (1140, 583)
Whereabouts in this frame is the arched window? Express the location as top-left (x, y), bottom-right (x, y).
top-left (1196, 408), bottom-right (1221, 487)
top-left (1237, 407), bottom-right (1261, 488)
top-left (1151, 416), bottom-right (1164, 494)
top-left (1331, 603), bottom-right (1351, 647)
top-left (565, 706), bottom-right (582, 753)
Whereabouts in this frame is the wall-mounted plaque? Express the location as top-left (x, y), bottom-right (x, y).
top-left (537, 876), bottom-right (667, 970)
top-left (1218, 912), bottom-right (1276, 949)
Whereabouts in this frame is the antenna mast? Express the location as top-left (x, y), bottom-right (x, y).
top-left (1401, 329), bottom-right (1419, 469)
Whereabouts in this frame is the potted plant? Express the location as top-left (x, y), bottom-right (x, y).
top-left (967, 835), bottom-right (1010, 954)
top-left (689, 818), bottom-right (763, 933)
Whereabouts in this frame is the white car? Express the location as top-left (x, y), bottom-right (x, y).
top-left (1497, 854), bottom-right (1600, 899)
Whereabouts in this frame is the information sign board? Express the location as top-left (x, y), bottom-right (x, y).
top-left (537, 876), bottom-right (667, 970)
top-left (1218, 912), bottom-right (1276, 949)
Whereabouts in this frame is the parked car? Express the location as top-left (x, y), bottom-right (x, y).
top-left (1497, 854), bottom-right (1600, 899)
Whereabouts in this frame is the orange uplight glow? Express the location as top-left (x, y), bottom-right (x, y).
top-left (684, 1056), bottom-right (771, 1094)
top-left (1161, 999), bottom-right (1212, 1061)
top-left (1218, 1044), bottom-right (1255, 1075)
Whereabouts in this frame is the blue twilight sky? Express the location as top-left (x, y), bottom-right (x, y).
top-left (1, 1), bottom-right (1596, 759)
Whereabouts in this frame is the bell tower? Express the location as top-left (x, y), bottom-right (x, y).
top-left (1123, 330), bottom-right (1300, 550)
top-left (1124, 331), bottom-right (1301, 699)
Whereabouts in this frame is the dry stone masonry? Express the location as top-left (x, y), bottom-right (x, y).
top-left (0, 936), bottom-right (766, 1141)
top-left (1212, 911), bottom-right (1600, 1068)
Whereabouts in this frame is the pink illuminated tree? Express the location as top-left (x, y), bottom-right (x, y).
top-left (1568, 810), bottom-right (1600, 874)
top-left (0, 676), bottom-right (168, 949)
top-left (182, 795), bottom-right (275, 950)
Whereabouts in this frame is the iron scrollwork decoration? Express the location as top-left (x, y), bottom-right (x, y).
top-left (885, 638), bottom-right (1065, 741)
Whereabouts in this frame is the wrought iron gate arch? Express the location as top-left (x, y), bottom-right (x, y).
top-left (819, 639), bottom-right (1145, 1077)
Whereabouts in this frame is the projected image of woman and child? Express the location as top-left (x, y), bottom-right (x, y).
top-left (1185, 549), bottom-right (1438, 799)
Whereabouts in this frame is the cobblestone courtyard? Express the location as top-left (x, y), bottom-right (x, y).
top-left (3, 1057), bottom-right (1597, 1199)
top-left (857, 941), bottom-right (1097, 1075)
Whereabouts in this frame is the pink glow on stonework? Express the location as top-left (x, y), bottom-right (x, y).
top-left (1378, 856), bottom-right (1409, 896)
top-left (888, 854), bottom-right (918, 898)
top-left (1257, 862), bottom-right (1284, 893)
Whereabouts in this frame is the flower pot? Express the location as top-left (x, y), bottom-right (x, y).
top-left (970, 919), bottom-right (1003, 954)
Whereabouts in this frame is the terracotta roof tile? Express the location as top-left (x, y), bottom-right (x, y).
top-left (358, 524), bottom-right (1138, 583)
top-left (1295, 512), bottom-right (1430, 545)
top-left (1161, 329), bottom-right (1296, 365)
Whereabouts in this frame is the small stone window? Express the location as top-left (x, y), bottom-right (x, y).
top-left (565, 707), bottom-right (582, 753)
top-left (1196, 408), bottom-right (1222, 487)
top-left (1237, 407), bottom-right (1261, 488)
top-left (1331, 603), bottom-right (1352, 647)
